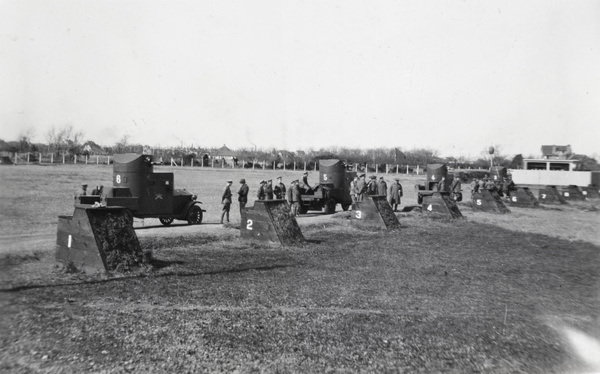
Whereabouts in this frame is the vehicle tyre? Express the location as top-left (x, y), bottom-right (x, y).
top-left (187, 205), bottom-right (203, 225)
top-left (323, 199), bottom-right (336, 214)
top-left (298, 205), bottom-right (308, 214)
top-left (159, 217), bottom-right (174, 226)
top-left (341, 203), bottom-right (350, 211)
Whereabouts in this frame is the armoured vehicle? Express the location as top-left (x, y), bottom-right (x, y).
top-left (298, 159), bottom-right (356, 214)
top-left (78, 153), bottom-right (204, 225)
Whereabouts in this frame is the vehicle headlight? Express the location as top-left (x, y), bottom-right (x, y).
top-left (192, 195), bottom-right (197, 201)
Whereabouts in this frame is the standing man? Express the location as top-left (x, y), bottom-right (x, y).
top-left (450, 175), bottom-right (462, 201)
top-left (470, 178), bottom-right (479, 193)
top-left (367, 176), bottom-right (378, 195)
top-left (377, 176), bottom-right (387, 197)
top-left (80, 184), bottom-right (88, 196)
top-left (436, 177), bottom-right (447, 192)
top-left (221, 180), bottom-right (233, 224)
top-left (355, 174), bottom-right (367, 201)
top-left (388, 178), bottom-right (403, 212)
top-left (237, 178), bottom-right (249, 217)
top-left (257, 180), bottom-right (266, 200)
top-left (350, 176), bottom-right (359, 206)
top-left (300, 172), bottom-right (312, 194)
top-left (265, 180), bottom-right (274, 200)
top-left (274, 176), bottom-right (286, 199)
top-left (286, 180), bottom-right (294, 205)
top-left (91, 185), bottom-right (101, 195)
top-left (292, 179), bottom-right (302, 216)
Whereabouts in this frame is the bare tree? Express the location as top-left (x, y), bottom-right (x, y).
top-left (46, 124), bottom-right (84, 155)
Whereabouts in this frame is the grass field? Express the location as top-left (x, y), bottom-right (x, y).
top-left (1, 164), bottom-right (599, 373)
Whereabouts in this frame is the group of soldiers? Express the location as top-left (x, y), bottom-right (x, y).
top-left (470, 175), bottom-right (515, 198)
top-left (77, 184), bottom-right (103, 197)
top-left (220, 173), bottom-right (311, 223)
top-left (349, 174), bottom-right (405, 211)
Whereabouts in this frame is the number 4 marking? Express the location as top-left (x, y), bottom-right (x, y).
top-left (246, 219), bottom-right (253, 230)
top-left (427, 204), bottom-right (433, 211)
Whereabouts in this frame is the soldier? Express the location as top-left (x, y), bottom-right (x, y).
top-left (388, 178), bottom-right (403, 211)
top-left (484, 177), bottom-right (496, 191)
top-left (350, 176), bottom-right (359, 205)
top-left (450, 175), bottom-right (462, 201)
top-left (504, 176), bottom-right (516, 198)
top-left (264, 179), bottom-right (274, 200)
top-left (377, 176), bottom-right (387, 197)
top-left (91, 185), bottom-right (101, 195)
top-left (470, 178), bottom-right (479, 193)
top-left (436, 177), bottom-right (447, 192)
top-left (257, 180), bottom-right (266, 200)
top-left (274, 176), bottom-right (286, 199)
top-left (367, 176), bottom-right (378, 195)
top-left (286, 180), bottom-right (294, 205)
top-left (299, 172), bottom-right (312, 194)
top-left (237, 178), bottom-right (249, 216)
top-left (355, 174), bottom-right (367, 201)
top-left (478, 178), bottom-right (486, 192)
top-left (221, 180), bottom-right (233, 224)
top-left (292, 179), bottom-right (302, 216)
top-left (80, 184), bottom-right (88, 196)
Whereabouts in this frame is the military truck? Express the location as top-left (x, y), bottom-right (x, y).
top-left (297, 159), bottom-right (356, 214)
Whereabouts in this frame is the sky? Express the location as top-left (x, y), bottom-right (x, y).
top-left (1, 0), bottom-right (599, 159)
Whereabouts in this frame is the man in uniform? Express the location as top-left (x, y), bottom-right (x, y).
top-left (299, 172), bottom-right (312, 194)
top-left (367, 176), bottom-right (378, 195)
top-left (274, 176), bottom-right (286, 199)
top-left (436, 177), bottom-right (447, 192)
top-left (355, 174), bottom-right (367, 201)
top-left (470, 178), bottom-right (480, 193)
top-left (377, 176), bottom-right (387, 197)
top-left (350, 176), bottom-right (359, 205)
top-left (80, 184), bottom-right (88, 196)
top-left (291, 179), bottom-right (302, 216)
top-left (256, 180), bottom-right (266, 200)
top-left (450, 174), bottom-right (462, 201)
top-left (221, 180), bottom-right (233, 224)
top-left (388, 178), bottom-right (403, 211)
top-left (484, 177), bottom-right (496, 192)
top-left (264, 180), bottom-right (274, 200)
top-left (237, 178), bottom-right (249, 216)
top-left (91, 185), bottom-right (101, 195)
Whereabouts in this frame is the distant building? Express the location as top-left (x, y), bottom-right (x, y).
top-left (541, 145), bottom-right (572, 159)
top-left (522, 145), bottom-right (580, 171)
top-left (214, 144), bottom-right (237, 166)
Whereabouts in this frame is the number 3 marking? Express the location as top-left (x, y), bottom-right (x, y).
top-left (355, 211), bottom-right (362, 219)
top-left (246, 219), bottom-right (253, 230)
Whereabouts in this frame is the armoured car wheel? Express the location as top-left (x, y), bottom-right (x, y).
top-left (159, 217), bottom-right (174, 226)
top-left (187, 205), bottom-right (203, 225)
top-left (341, 203), bottom-right (350, 211)
top-left (323, 199), bottom-right (336, 214)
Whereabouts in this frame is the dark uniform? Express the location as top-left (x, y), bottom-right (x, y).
top-left (450, 176), bottom-right (462, 201)
top-left (221, 181), bottom-right (233, 223)
top-left (274, 177), bottom-right (286, 199)
top-left (377, 177), bottom-right (387, 197)
top-left (237, 179), bottom-right (249, 216)
top-left (264, 180), bottom-right (274, 200)
top-left (257, 181), bottom-right (266, 200)
top-left (388, 179), bottom-right (403, 211)
top-left (367, 176), bottom-right (378, 196)
top-left (291, 181), bottom-right (302, 216)
top-left (355, 174), bottom-right (367, 201)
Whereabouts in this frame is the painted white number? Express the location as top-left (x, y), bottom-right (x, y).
top-left (512, 196), bottom-right (517, 202)
top-left (355, 211), bottom-right (362, 219)
top-left (564, 192), bottom-right (570, 197)
top-left (431, 175), bottom-right (436, 181)
top-left (476, 199), bottom-right (482, 206)
top-left (246, 219), bottom-right (253, 230)
top-left (116, 174), bottom-right (121, 183)
top-left (427, 204), bottom-right (433, 211)
top-left (323, 174), bottom-right (328, 181)
top-left (493, 175), bottom-right (498, 180)
top-left (541, 194), bottom-right (547, 199)
top-left (583, 191), bottom-right (588, 195)
top-left (68, 234), bottom-right (72, 248)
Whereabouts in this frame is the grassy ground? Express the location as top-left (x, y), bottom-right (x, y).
top-left (1, 164), bottom-right (599, 373)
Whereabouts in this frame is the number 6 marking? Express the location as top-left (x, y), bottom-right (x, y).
top-left (512, 196), bottom-right (517, 202)
top-left (355, 211), bottom-right (362, 219)
top-left (246, 219), bottom-right (253, 230)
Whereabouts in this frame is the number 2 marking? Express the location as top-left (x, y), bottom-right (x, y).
top-left (246, 219), bottom-right (253, 230)
top-left (355, 211), bottom-right (362, 219)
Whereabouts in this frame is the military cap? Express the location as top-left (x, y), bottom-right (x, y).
top-left (82, 184), bottom-right (88, 188)
top-left (379, 176), bottom-right (384, 180)
top-left (227, 180), bottom-right (232, 183)
top-left (267, 179), bottom-right (272, 182)
top-left (292, 179), bottom-right (299, 183)
top-left (359, 173), bottom-right (365, 178)
top-left (303, 172), bottom-right (308, 176)
top-left (394, 178), bottom-right (400, 181)
top-left (277, 176), bottom-right (282, 179)
top-left (239, 178), bottom-right (246, 183)
top-left (370, 175), bottom-right (376, 179)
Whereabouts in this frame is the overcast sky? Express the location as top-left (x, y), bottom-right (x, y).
top-left (1, 0), bottom-right (599, 159)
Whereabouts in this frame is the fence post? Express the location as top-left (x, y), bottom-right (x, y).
top-left (242, 159), bottom-right (244, 169)
top-left (39, 153), bottom-right (42, 164)
top-left (416, 165), bottom-right (419, 175)
top-left (107, 156), bottom-right (110, 165)
top-left (294, 161), bottom-right (296, 171)
top-left (304, 161), bottom-right (306, 171)
top-left (253, 160), bottom-right (255, 170)
top-left (284, 162), bottom-right (286, 171)
top-left (232, 159), bottom-right (234, 169)
top-left (212, 158), bottom-right (214, 167)
top-left (273, 161), bottom-right (275, 170)
top-left (263, 161), bottom-right (265, 170)
top-left (51, 154), bottom-right (53, 163)
top-left (191, 158), bottom-right (194, 167)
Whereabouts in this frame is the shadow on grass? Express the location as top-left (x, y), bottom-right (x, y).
top-left (0, 262), bottom-right (298, 293)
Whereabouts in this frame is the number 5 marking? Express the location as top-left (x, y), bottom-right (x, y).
top-left (476, 199), bottom-right (482, 206)
top-left (246, 219), bottom-right (253, 230)
top-left (355, 211), bottom-right (362, 219)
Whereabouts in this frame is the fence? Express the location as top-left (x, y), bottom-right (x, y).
top-left (5, 152), bottom-right (466, 175)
